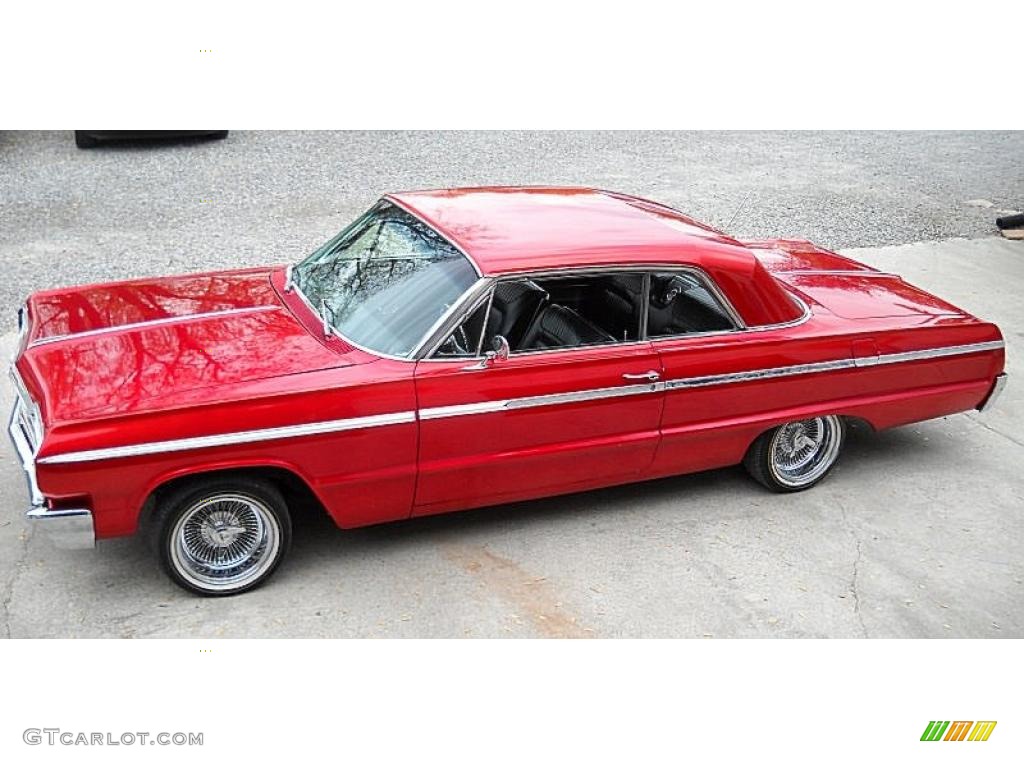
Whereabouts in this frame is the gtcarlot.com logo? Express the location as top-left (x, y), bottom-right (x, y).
top-left (23, 729), bottom-right (203, 747)
top-left (921, 721), bottom-right (997, 742)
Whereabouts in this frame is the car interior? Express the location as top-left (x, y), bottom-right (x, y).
top-left (433, 270), bottom-right (738, 357)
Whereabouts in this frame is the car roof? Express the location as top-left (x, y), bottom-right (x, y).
top-left (385, 186), bottom-right (757, 277)
top-left (384, 186), bottom-right (803, 327)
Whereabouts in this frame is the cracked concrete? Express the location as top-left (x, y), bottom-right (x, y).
top-left (850, 539), bottom-right (866, 639)
top-left (836, 499), bottom-right (868, 638)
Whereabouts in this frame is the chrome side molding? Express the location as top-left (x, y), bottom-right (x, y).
top-left (33, 339), bottom-right (1005, 464)
top-left (27, 305), bottom-right (280, 348)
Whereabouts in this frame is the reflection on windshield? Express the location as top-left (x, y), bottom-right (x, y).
top-left (292, 201), bottom-right (477, 357)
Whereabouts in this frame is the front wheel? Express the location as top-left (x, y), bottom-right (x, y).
top-left (743, 415), bottom-right (846, 492)
top-left (150, 477), bottom-right (291, 596)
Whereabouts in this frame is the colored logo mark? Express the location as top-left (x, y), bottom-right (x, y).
top-left (921, 721), bottom-right (997, 742)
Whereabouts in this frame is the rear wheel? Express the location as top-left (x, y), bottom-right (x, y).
top-left (150, 477), bottom-right (291, 596)
top-left (743, 415), bottom-right (846, 492)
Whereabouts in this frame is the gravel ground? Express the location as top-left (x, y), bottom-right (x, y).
top-left (1, 130), bottom-right (1022, 310)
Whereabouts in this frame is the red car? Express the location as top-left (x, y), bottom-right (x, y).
top-left (8, 187), bottom-right (1007, 595)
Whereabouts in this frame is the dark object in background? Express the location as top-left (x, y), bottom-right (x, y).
top-left (995, 212), bottom-right (1024, 230)
top-left (74, 130), bottom-right (228, 148)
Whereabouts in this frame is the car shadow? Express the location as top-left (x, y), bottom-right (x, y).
top-left (83, 421), bottom-right (950, 601)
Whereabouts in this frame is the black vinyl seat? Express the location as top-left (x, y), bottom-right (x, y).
top-left (520, 304), bottom-right (616, 350)
top-left (486, 280), bottom-right (549, 349)
top-left (647, 274), bottom-right (735, 335)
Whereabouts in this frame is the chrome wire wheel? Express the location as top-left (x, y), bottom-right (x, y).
top-left (169, 493), bottom-right (281, 593)
top-left (767, 415), bottom-right (844, 488)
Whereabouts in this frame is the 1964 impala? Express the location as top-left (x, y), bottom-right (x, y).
top-left (8, 188), bottom-right (1007, 595)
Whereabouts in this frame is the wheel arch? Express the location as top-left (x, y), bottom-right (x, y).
top-left (742, 412), bottom-right (874, 455)
top-left (135, 461), bottom-right (330, 538)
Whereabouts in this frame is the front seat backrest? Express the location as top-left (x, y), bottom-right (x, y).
top-left (520, 304), bottom-right (616, 350)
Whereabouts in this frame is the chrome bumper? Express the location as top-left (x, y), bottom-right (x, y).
top-left (25, 506), bottom-right (95, 549)
top-left (8, 364), bottom-right (94, 548)
top-left (8, 373), bottom-right (43, 506)
top-left (978, 372), bottom-right (1008, 413)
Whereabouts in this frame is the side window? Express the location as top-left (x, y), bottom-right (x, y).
top-left (646, 272), bottom-right (737, 337)
top-left (432, 295), bottom-right (490, 358)
top-left (484, 273), bottom-right (644, 353)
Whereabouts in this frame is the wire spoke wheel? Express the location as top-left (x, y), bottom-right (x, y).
top-left (768, 415), bottom-right (843, 488)
top-left (169, 492), bottom-right (281, 592)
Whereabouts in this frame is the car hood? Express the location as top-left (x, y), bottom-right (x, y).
top-left (18, 267), bottom-right (362, 423)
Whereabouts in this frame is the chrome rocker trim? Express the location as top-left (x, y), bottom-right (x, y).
top-left (26, 506), bottom-right (95, 549)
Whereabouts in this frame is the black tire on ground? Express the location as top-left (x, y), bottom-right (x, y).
top-left (210, 131), bottom-right (229, 140)
top-left (148, 475), bottom-right (292, 597)
top-left (74, 131), bottom-right (99, 148)
top-left (743, 415), bottom-right (846, 493)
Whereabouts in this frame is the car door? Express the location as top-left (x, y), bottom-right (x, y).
top-left (413, 271), bottom-right (664, 516)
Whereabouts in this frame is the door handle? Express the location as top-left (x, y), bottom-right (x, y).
top-left (622, 370), bottom-right (660, 381)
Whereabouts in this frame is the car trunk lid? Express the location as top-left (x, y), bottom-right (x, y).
top-left (747, 238), bottom-right (972, 320)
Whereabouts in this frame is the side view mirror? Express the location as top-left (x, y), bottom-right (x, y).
top-left (462, 335), bottom-right (510, 371)
top-left (489, 334), bottom-right (510, 363)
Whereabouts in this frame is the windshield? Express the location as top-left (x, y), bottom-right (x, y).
top-left (292, 201), bottom-right (478, 357)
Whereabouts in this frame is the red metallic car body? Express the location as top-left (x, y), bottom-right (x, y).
top-left (8, 187), bottom-right (1006, 592)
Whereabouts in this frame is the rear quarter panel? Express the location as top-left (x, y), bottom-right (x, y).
top-left (648, 297), bottom-right (1003, 480)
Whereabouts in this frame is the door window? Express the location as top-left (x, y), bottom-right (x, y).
top-left (492, 273), bottom-right (645, 353)
top-left (646, 272), bottom-right (737, 337)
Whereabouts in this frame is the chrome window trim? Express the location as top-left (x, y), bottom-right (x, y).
top-left (37, 411), bottom-right (417, 465)
top-left (647, 291), bottom-right (811, 348)
top-left (486, 264), bottom-right (746, 329)
top-left (475, 288), bottom-right (496, 357)
top-left (421, 285), bottom-right (497, 361)
top-left (35, 339), bottom-right (1005, 465)
top-left (383, 195), bottom-right (484, 278)
top-left (643, 267), bottom-right (745, 338)
top-left (290, 269), bottom-right (490, 363)
top-left (776, 269), bottom-right (902, 279)
top-left (416, 266), bottom-right (812, 362)
top-left (409, 278), bottom-right (492, 360)
top-left (288, 197), bottom-right (485, 362)
top-left (473, 267), bottom-right (660, 360)
top-left (27, 305), bottom-right (279, 349)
